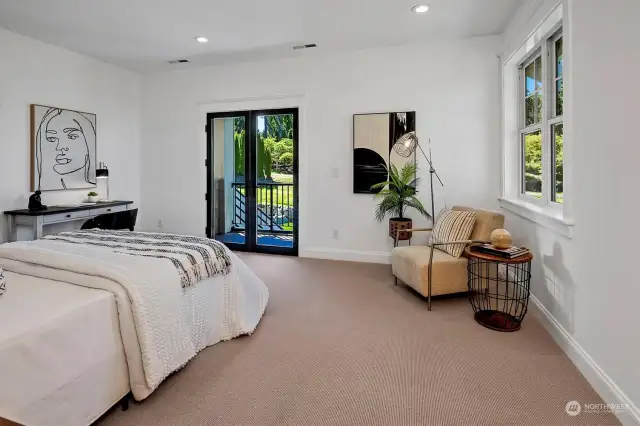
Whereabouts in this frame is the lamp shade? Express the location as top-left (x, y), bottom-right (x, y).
top-left (96, 168), bottom-right (109, 178)
top-left (393, 132), bottom-right (419, 158)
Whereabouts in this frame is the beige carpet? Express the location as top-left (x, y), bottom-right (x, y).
top-left (97, 254), bottom-right (620, 426)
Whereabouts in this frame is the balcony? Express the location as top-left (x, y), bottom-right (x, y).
top-left (216, 181), bottom-right (294, 248)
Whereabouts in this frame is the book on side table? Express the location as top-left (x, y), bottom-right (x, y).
top-left (470, 244), bottom-right (530, 259)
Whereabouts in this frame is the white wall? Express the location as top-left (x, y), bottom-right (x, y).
top-left (141, 36), bottom-right (502, 261)
top-left (0, 29), bottom-right (142, 241)
top-left (502, 0), bottom-right (640, 422)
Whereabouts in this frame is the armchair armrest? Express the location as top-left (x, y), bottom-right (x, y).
top-left (404, 228), bottom-right (433, 233)
top-left (429, 239), bottom-right (488, 248)
top-left (395, 228), bottom-right (433, 247)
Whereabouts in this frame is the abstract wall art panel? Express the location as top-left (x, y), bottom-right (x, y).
top-left (353, 111), bottom-right (416, 194)
top-left (31, 104), bottom-right (97, 191)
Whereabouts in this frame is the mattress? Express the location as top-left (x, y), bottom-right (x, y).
top-left (0, 272), bottom-right (129, 426)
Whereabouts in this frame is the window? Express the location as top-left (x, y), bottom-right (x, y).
top-left (518, 29), bottom-right (564, 205)
top-left (550, 35), bottom-right (564, 203)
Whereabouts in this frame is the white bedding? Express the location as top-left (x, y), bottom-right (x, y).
top-left (0, 238), bottom-right (269, 402)
top-left (0, 272), bottom-right (129, 426)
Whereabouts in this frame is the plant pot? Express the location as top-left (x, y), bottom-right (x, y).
top-left (389, 217), bottom-right (412, 241)
top-left (87, 195), bottom-right (99, 203)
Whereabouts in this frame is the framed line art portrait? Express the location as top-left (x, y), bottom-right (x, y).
top-left (30, 104), bottom-right (97, 191)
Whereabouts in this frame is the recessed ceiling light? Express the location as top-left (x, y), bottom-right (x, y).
top-left (195, 36), bottom-right (208, 43)
top-left (411, 4), bottom-right (429, 13)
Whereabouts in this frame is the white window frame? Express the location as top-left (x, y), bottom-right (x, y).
top-left (500, 4), bottom-right (573, 237)
top-left (549, 31), bottom-right (564, 205)
top-left (518, 50), bottom-right (544, 206)
top-left (517, 26), bottom-right (563, 211)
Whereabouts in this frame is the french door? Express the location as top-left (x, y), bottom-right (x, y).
top-left (206, 108), bottom-right (298, 255)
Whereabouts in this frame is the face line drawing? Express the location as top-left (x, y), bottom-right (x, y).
top-left (35, 106), bottom-right (96, 191)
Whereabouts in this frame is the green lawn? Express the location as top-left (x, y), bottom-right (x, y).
top-left (281, 222), bottom-right (294, 231)
top-left (525, 192), bottom-right (563, 203)
top-left (272, 173), bottom-right (293, 184)
top-left (255, 187), bottom-right (294, 207)
top-left (237, 174), bottom-right (294, 207)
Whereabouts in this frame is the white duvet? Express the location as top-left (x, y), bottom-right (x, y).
top-left (0, 239), bottom-right (268, 401)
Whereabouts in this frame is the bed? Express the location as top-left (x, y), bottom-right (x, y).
top-left (0, 272), bottom-right (129, 426)
top-left (0, 230), bottom-right (269, 426)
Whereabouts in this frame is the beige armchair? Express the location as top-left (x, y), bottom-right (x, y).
top-left (391, 206), bottom-right (505, 311)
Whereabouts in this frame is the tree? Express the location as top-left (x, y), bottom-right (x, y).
top-left (234, 130), bottom-right (245, 177)
top-left (524, 132), bottom-right (542, 193)
top-left (256, 133), bottom-right (275, 180)
top-left (263, 115), bottom-right (293, 140)
top-left (234, 117), bottom-right (245, 135)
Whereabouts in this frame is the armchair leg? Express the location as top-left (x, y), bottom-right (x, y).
top-left (394, 276), bottom-right (398, 286)
top-left (427, 243), bottom-right (435, 311)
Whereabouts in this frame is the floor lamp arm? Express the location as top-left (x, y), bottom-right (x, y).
top-left (416, 143), bottom-right (444, 187)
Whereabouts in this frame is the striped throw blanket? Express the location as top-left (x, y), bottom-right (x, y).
top-left (44, 229), bottom-right (232, 288)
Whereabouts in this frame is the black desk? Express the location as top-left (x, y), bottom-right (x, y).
top-left (4, 201), bottom-right (134, 241)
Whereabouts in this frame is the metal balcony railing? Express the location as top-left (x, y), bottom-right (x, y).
top-left (231, 182), bottom-right (294, 234)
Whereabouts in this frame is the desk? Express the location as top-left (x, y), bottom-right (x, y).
top-left (4, 201), bottom-right (134, 242)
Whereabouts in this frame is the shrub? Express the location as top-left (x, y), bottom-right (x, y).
top-left (279, 152), bottom-right (293, 166)
top-left (272, 140), bottom-right (292, 160)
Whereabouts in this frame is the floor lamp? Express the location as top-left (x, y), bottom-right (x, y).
top-left (393, 132), bottom-right (444, 224)
top-left (393, 132), bottom-right (444, 311)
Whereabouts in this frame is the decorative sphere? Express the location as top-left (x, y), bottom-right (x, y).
top-left (490, 229), bottom-right (513, 249)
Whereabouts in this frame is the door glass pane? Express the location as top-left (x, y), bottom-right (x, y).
top-left (523, 130), bottom-right (542, 198)
top-left (552, 123), bottom-right (564, 203)
top-left (213, 116), bottom-right (247, 246)
top-left (255, 114), bottom-right (295, 248)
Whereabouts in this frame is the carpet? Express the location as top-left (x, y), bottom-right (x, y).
top-left (96, 253), bottom-right (620, 426)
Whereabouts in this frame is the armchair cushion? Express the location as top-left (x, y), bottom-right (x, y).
top-left (392, 245), bottom-right (468, 297)
top-left (452, 206), bottom-right (505, 242)
top-left (429, 209), bottom-right (476, 258)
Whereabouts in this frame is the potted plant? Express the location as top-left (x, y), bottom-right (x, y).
top-left (87, 191), bottom-right (99, 203)
top-left (372, 163), bottom-right (430, 241)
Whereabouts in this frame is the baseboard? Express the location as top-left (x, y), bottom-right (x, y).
top-left (530, 295), bottom-right (640, 425)
top-left (299, 248), bottom-right (391, 264)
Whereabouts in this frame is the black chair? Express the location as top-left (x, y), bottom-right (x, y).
top-left (81, 209), bottom-right (138, 231)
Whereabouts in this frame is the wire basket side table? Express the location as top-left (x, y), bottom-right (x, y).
top-left (466, 248), bottom-right (533, 332)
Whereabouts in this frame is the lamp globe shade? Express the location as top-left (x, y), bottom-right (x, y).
top-left (490, 229), bottom-right (513, 249)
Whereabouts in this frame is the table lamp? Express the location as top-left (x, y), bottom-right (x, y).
top-left (96, 162), bottom-right (110, 202)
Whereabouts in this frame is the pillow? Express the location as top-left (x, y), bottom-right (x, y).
top-left (429, 209), bottom-right (477, 258)
top-left (0, 266), bottom-right (5, 297)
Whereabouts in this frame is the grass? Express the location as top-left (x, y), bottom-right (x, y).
top-left (256, 187), bottom-right (294, 207)
top-left (237, 173), bottom-right (295, 207)
top-left (272, 173), bottom-right (293, 184)
top-left (525, 191), bottom-right (563, 203)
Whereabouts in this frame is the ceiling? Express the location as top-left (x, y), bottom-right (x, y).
top-left (0, 0), bottom-right (524, 73)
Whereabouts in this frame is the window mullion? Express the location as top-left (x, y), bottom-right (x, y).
top-left (541, 41), bottom-right (551, 205)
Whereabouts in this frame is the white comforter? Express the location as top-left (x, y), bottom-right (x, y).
top-left (0, 239), bottom-right (268, 401)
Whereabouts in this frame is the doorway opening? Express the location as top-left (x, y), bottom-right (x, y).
top-left (206, 108), bottom-right (298, 255)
